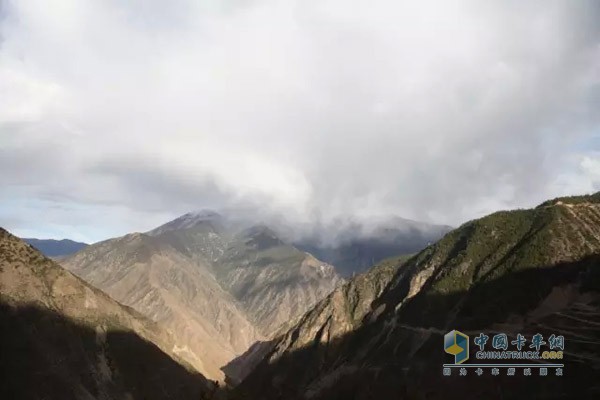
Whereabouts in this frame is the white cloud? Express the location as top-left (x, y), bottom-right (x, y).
top-left (1, 0), bottom-right (599, 240)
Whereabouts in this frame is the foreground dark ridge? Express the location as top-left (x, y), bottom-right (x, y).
top-left (0, 228), bottom-right (217, 400)
top-left (234, 194), bottom-right (600, 399)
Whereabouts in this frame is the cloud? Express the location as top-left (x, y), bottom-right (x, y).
top-left (1, 0), bottom-right (599, 241)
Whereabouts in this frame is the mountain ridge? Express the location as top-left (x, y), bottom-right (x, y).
top-left (0, 227), bottom-right (216, 400)
top-left (61, 229), bottom-right (263, 381)
top-left (23, 237), bottom-right (88, 257)
top-left (61, 215), bottom-right (342, 381)
top-left (235, 195), bottom-right (600, 399)
top-left (146, 210), bottom-right (450, 277)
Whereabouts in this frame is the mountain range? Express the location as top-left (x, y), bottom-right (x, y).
top-left (23, 238), bottom-right (88, 257)
top-left (234, 193), bottom-right (600, 399)
top-left (60, 211), bottom-right (342, 381)
top-left (24, 211), bottom-right (448, 278)
top-left (3, 193), bottom-right (599, 399)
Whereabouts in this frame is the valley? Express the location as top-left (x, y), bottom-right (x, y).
top-left (60, 212), bottom-right (343, 381)
top-left (3, 193), bottom-right (600, 399)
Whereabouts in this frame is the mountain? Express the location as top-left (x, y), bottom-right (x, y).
top-left (223, 255), bottom-right (406, 386)
top-left (149, 210), bottom-right (450, 278)
top-left (23, 238), bottom-right (88, 257)
top-left (61, 231), bottom-right (262, 381)
top-left (146, 213), bottom-right (342, 337)
top-left (235, 193), bottom-right (600, 399)
top-left (62, 212), bottom-right (342, 381)
top-left (295, 217), bottom-right (451, 277)
top-left (0, 227), bottom-right (216, 400)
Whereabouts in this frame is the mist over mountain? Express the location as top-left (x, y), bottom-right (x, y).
top-left (294, 217), bottom-right (451, 276)
top-left (23, 238), bottom-right (88, 257)
top-left (3, 1), bottom-right (599, 243)
top-left (147, 209), bottom-right (450, 277)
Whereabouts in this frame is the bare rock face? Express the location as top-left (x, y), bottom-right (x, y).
top-left (206, 226), bottom-right (342, 337)
top-left (236, 194), bottom-right (600, 400)
top-left (0, 228), bottom-right (215, 400)
top-left (62, 212), bottom-right (342, 381)
top-left (224, 256), bottom-right (400, 386)
top-left (267, 257), bottom-right (401, 360)
top-left (62, 232), bottom-right (263, 381)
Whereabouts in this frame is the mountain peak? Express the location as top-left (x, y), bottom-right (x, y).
top-left (147, 210), bottom-right (223, 236)
top-left (175, 209), bottom-right (223, 227)
top-left (240, 225), bottom-right (284, 250)
top-left (242, 224), bottom-right (279, 238)
top-left (183, 209), bottom-right (222, 220)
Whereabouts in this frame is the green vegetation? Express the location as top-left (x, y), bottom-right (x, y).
top-left (233, 195), bottom-right (600, 400)
top-left (391, 198), bottom-right (600, 329)
top-left (342, 255), bottom-right (404, 324)
top-left (537, 191), bottom-right (600, 207)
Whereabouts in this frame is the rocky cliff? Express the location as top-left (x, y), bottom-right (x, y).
top-left (0, 227), bottom-right (216, 400)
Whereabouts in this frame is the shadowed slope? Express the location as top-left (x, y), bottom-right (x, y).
top-left (0, 227), bottom-right (216, 400)
top-left (235, 196), bottom-right (600, 399)
top-left (0, 303), bottom-right (218, 400)
top-left (222, 255), bottom-right (403, 386)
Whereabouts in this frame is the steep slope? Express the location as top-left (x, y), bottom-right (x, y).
top-left (0, 228), bottom-right (215, 400)
top-left (210, 225), bottom-right (341, 336)
top-left (24, 238), bottom-right (88, 257)
top-left (62, 212), bottom-right (341, 381)
top-left (265, 256), bottom-right (402, 357)
top-left (62, 231), bottom-right (262, 381)
top-left (223, 255), bottom-right (402, 386)
top-left (236, 194), bottom-right (600, 399)
top-left (296, 217), bottom-right (451, 277)
top-left (147, 214), bottom-right (342, 337)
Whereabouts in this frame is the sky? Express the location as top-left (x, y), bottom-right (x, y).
top-left (1, 0), bottom-right (599, 243)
